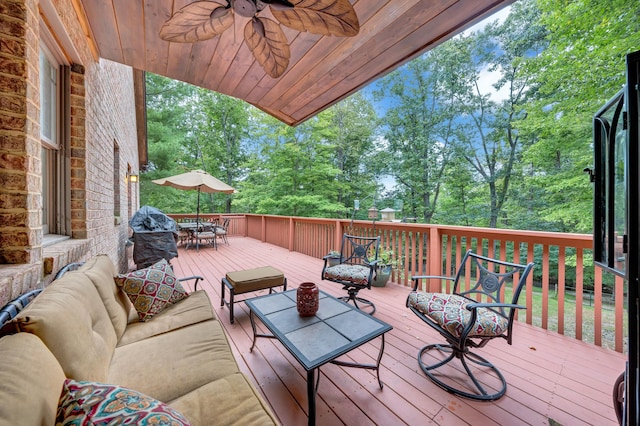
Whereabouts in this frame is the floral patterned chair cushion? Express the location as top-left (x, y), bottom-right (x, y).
top-left (407, 292), bottom-right (508, 338)
top-left (322, 264), bottom-right (371, 286)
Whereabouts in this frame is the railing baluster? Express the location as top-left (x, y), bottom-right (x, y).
top-left (576, 248), bottom-right (584, 341)
top-left (558, 246), bottom-right (566, 335)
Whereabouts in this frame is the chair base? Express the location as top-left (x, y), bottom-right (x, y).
top-left (417, 343), bottom-right (507, 401)
top-left (339, 288), bottom-right (376, 315)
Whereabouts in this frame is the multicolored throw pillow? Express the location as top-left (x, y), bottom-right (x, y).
top-left (114, 258), bottom-right (188, 322)
top-left (56, 379), bottom-right (191, 425)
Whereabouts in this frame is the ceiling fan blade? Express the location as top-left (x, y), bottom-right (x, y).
top-left (270, 0), bottom-right (359, 37)
top-left (244, 17), bottom-right (291, 78)
top-left (160, 1), bottom-right (233, 43)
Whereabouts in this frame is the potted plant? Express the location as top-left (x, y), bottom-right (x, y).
top-left (372, 248), bottom-right (398, 287)
top-left (324, 250), bottom-right (341, 267)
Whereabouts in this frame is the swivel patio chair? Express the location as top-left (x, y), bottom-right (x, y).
top-left (321, 233), bottom-right (380, 314)
top-left (406, 250), bottom-right (534, 401)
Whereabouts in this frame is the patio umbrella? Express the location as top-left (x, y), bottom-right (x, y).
top-left (152, 170), bottom-right (235, 246)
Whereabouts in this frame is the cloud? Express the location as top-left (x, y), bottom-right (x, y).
top-left (477, 65), bottom-right (511, 103)
top-left (462, 6), bottom-right (511, 36)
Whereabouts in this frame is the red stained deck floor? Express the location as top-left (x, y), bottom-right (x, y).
top-left (170, 236), bottom-right (626, 426)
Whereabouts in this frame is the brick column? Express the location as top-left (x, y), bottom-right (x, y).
top-left (69, 64), bottom-right (87, 239)
top-left (0, 0), bottom-right (41, 265)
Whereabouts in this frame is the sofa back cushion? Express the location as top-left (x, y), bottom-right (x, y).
top-left (0, 333), bottom-right (66, 426)
top-left (79, 254), bottom-right (131, 339)
top-left (11, 269), bottom-right (117, 382)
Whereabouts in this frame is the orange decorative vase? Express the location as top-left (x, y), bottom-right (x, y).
top-left (296, 282), bottom-right (319, 317)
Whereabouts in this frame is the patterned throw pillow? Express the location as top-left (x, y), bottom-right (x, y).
top-left (56, 379), bottom-right (191, 425)
top-left (114, 258), bottom-right (188, 322)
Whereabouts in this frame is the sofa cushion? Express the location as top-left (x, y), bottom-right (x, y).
top-left (118, 290), bottom-right (216, 346)
top-left (0, 333), bottom-right (66, 426)
top-left (115, 258), bottom-right (189, 322)
top-left (108, 320), bottom-right (239, 403)
top-left (168, 373), bottom-right (279, 426)
top-left (56, 379), bottom-right (191, 425)
top-left (80, 254), bottom-right (131, 339)
top-left (10, 270), bottom-right (117, 382)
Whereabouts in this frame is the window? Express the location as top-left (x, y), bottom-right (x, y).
top-left (40, 47), bottom-right (58, 148)
top-left (40, 22), bottom-right (70, 238)
top-left (114, 143), bottom-right (121, 218)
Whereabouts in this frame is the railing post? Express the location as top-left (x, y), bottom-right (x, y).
top-left (289, 217), bottom-right (294, 251)
top-left (261, 215), bottom-right (266, 243)
top-left (335, 220), bottom-right (342, 250)
top-left (428, 226), bottom-right (442, 292)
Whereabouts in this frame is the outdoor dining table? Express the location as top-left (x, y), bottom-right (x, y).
top-left (177, 221), bottom-right (219, 250)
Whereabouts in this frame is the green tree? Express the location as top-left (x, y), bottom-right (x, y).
top-left (455, 0), bottom-right (547, 228)
top-left (375, 39), bottom-right (470, 223)
top-left (143, 74), bottom-right (252, 215)
top-left (192, 90), bottom-right (249, 213)
top-left (517, 0), bottom-right (640, 232)
top-left (320, 92), bottom-right (379, 215)
top-left (234, 115), bottom-right (347, 217)
top-left (142, 73), bottom-right (200, 212)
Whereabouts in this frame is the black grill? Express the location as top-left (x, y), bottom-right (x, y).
top-left (129, 206), bottom-right (178, 269)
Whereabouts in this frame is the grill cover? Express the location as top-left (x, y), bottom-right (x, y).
top-left (130, 206), bottom-right (178, 269)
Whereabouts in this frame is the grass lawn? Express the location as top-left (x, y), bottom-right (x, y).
top-left (520, 285), bottom-right (627, 352)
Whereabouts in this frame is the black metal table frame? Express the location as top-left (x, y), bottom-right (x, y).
top-left (246, 290), bottom-right (392, 426)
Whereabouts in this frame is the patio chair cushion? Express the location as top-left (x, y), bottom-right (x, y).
top-left (56, 379), bottom-right (190, 425)
top-left (225, 266), bottom-right (285, 294)
top-left (323, 264), bottom-right (371, 286)
top-left (407, 292), bottom-right (508, 338)
top-left (114, 258), bottom-right (189, 322)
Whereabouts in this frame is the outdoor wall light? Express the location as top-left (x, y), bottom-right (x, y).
top-left (129, 174), bottom-right (139, 183)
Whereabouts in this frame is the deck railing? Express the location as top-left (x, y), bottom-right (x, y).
top-left (170, 213), bottom-right (627, 353)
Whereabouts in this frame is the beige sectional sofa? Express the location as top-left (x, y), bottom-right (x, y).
top-left (0, 254), bottom-right (279, 425)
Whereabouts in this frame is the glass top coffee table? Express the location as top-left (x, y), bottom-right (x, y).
top-left (245, 289), bottom-right (393, 426)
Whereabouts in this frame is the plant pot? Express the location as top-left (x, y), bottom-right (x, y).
top-left (372, 264), bottom-right (392, 287)
top-left (327, 256), bottom-right (341, 267)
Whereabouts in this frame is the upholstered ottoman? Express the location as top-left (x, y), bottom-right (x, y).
top-left (221, 266), bottom-right (287, 323)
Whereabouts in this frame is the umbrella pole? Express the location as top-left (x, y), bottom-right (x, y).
top-left (196, 187), bottom-right (201, 251)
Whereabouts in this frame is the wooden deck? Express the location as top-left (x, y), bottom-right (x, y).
top-left (171, 236), bottom-right (626, 426)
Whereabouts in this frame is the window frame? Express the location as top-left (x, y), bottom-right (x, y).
top-left (39, 18), bottom-right (71, 239)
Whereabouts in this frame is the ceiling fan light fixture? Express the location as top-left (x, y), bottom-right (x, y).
top-left (232, 0), bottom-right (257, 18)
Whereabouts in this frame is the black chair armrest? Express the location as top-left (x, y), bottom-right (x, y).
top-left (466, 302), bottom-right (526, 311)
top-left (179, 275), bottom-right (204, 291)
top-left (411, 275), bottom-right (455, 291)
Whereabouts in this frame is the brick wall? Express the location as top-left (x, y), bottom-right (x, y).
top-left (0, 0), bottom-right (140, 305)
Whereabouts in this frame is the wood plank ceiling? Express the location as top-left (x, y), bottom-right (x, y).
top-left (76, 0), bottom-right (513, 126)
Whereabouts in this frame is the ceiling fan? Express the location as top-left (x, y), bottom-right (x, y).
top-left (159, 0), bottom-right (360, 78)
